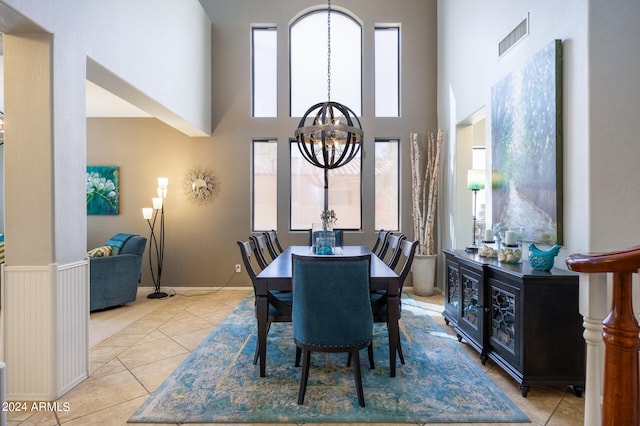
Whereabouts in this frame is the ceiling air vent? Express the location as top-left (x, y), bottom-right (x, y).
top-left (498, 15), bottom-right (529, 58)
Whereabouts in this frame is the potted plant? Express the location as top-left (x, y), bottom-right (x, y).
top-left (410, 130), bottom-right (444, 296)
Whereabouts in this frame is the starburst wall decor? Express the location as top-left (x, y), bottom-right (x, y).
top-left (183, 166), bottom-right (221, 205)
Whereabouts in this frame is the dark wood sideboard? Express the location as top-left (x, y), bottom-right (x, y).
top-left (443, 249), bottom-right (585, 397)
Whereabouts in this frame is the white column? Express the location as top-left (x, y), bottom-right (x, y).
top-left (3, 32), bottom-right (89, 401)
top-left (579, 272), bottom-right (609, 426)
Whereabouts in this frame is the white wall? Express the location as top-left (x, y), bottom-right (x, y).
top-left (86, 0), bottom-right (438, 288)
top-left (84, 1), bottom-right (211, 136)
top-left (0, 1), bottom-right (213, 399)
top-left (3, 0), bottom-right (211, 137)
top-left (0, 0), bottom-right (212, 264)
top-left (438, 0), bottom-right (597, 263)
top-left (587, 1), bottom-right (640, 251)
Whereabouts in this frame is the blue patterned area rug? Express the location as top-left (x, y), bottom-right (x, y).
top-left (130, 295), bottom-right (529, 424)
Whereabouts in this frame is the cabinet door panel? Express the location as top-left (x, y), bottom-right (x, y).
top-left (489, 278), bottom-right (521, 370)
top-left (444, 258), bottom-right (460, 324)
top-left (458, 265), bottom-right (484, 344)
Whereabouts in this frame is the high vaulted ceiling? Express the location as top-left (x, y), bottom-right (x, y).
top-left (2, 31), bottom-right (149, 118)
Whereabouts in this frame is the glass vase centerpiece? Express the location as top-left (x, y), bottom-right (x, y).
top-left (315, 209), bottom-right (338, 255)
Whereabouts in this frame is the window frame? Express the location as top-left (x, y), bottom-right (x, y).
top-left (374, 138), bottom-right (400, 231)
top-left (252, 138), bottom-right (279, 232)
top-left (251, 25), bottom-right (278, 118)
top-left (374, 25), bottom-right (400, 117)
top-left (289, 139), bottom-right (362, 231)
top-left (289, 8), bottom-right (363, 117)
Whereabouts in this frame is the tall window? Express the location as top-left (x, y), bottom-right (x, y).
top-left (252, 27), bottom-right (277, 117)
top-left (375, 26), bottom-right (400, 117)
top-left (290, 141), bottom-right (361, 230)
top-left (290, 10), bottom-right (362, 116)
top-left (289, 9), bottom-right (362, 230)
top-left (252, 140), bottom-right (278, 230)
top-left (375, 139), bottom-right (399, 230)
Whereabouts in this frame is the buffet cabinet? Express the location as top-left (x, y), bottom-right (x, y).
top-left (443, 249), bottom-right (585, 397)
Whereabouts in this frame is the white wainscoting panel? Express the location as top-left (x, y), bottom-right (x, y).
top-left (56, 261), bottom-right (89, 396)
top-left (3, 261), bottom-right (89, 400)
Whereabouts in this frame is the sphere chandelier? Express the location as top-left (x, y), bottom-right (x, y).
top-left (294, 101), bottom-right (363, 170)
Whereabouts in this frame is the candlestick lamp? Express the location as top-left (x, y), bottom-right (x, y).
top-left (142, 177), bottom-right (169, 299)
top-left (465, 169), bottom-right (485, 253)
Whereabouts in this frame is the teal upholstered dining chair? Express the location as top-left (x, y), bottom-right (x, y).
top-left (371, 238), bottom-right (418, 366)
top-left (292, 254), bottom-right (373, 407)
top-left (237, 239), bottom-right (292, 367)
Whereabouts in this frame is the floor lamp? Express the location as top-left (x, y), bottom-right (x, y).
top-left (142, 177), bottom-right (169, 299)
top-left (465, 169), bottom-right (485, 253)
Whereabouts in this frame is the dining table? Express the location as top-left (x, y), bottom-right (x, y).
top-left (255, 245), bottom-right (401, 377)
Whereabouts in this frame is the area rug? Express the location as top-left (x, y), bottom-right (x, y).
top-left (130, 295), bottom-right (529, 424)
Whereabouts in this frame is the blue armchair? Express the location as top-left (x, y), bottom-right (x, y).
top-left (89, 234), bottom-right (147, 311)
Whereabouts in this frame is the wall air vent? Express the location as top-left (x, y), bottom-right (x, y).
top-left (498, 15), bottom-right (529, 58)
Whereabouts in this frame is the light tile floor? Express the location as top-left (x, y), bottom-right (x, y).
top-left (7, 288), bottom-right (584, 425)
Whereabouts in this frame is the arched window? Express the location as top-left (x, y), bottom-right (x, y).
top-left (290, 9), bottom-right (362, 116)
top-left (289, 8), bottom-right (363, 230)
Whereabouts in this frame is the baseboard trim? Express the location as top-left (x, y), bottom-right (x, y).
top-left (137, 286), bottom-right (440, 293)
top-left (138, 286), bottom-right (251, 293)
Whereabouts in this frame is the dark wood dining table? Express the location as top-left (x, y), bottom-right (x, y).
top-left (255, 245), bottom-right (401, 377)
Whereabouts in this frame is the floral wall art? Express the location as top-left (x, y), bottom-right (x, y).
top-left (491, 39), bottom-right (563, 244)
top-left (86, 165), bottom-right (120, 215)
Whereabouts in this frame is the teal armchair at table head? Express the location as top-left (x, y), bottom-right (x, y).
top-left (292, 254), bottom-right (373, 407)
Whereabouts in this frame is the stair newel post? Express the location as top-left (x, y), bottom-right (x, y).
top-left (601, 270), bottom-right (640, 425)
top-left (566, 245), bottom-right (640, 426)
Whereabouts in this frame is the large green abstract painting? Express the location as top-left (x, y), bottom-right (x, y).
top-left (86, 165), bottom-right (120, 215)
top-left (491, 40), bottom-right (563, 244)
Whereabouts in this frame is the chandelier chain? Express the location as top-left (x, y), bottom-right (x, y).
top-left (327, 0), bottom-right (331, 101)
